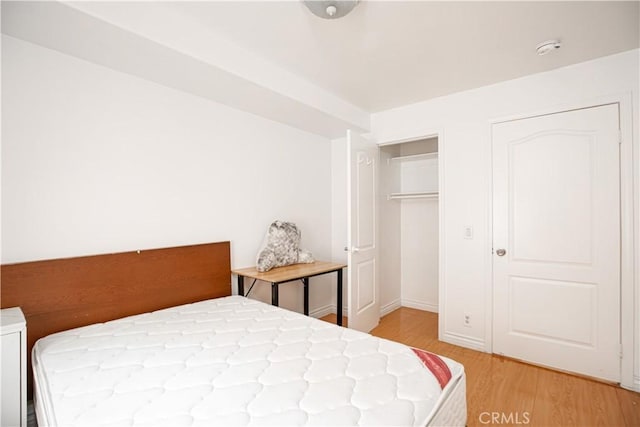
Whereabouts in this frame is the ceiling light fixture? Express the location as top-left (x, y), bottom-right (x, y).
top-left (302, 1), bottom-right (359, 20)
top-left (536, 40), bottom-right (562, 56)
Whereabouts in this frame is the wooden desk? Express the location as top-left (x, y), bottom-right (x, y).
top-left (232, 261), bottom-right (347, 326)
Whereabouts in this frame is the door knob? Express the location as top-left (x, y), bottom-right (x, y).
top-left (351, 247), bottom-right (361, 253)
top-left (496, 248), bottom-right (506, 256)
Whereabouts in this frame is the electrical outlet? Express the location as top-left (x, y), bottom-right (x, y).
top-left (463, 226), bottom-right (473, 239)
top-left (463, 313), bottom-right (472, 327)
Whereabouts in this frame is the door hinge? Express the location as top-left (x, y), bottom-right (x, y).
top-left (618, 130), bottom-right (622, 144)
top-left (619, 343), bottom-right (623, 359)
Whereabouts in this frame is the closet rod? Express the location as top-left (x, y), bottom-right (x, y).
top-left (388, 192), bottom-right (439, 200)
top-left (388, 152), bottom-right (438, 163)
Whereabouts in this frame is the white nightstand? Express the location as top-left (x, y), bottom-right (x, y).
top-left (1, 307), bottom-right (27, 427)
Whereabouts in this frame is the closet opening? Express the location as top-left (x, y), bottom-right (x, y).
top-left (379, 136), bottom-right (440, 324)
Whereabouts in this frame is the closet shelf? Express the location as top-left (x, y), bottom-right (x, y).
top-left (388, 152), bottom-right (438, 163)
top-left (388, 191), bottom-right (439, 200)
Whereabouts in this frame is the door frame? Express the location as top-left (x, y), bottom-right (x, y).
top-left (488, 92), bottom-right (636, 389)
top-left (377, 129), bottom-right (446, 329)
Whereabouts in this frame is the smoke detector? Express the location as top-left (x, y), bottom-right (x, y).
top-left (536, 40), bottom-right (562, 56)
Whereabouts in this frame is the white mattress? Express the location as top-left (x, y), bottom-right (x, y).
top-left (33, 296), bottom-right (466, 426)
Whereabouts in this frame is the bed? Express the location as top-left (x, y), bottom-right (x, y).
top-left (1, 242), bottom-right (466, 426)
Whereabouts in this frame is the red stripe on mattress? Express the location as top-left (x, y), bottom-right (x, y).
top-left (411, 348), bottom-right (452, 389)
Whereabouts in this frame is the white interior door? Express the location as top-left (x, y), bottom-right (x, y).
top-left (492, 104), bottom-right (621, 382)
top-left (347, 130), bottom-right (379, 332)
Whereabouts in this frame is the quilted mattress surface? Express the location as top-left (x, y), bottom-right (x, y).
top-left (33, 296), bottom-right (464, 426)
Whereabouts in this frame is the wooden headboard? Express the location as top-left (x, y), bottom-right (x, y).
top-left (0, 241), bottom-right (231, 397)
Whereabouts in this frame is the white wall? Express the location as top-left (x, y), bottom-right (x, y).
top-left (371, 49), bottom-right (640, 390)
top-left (400, 199), bottom-right (439, 312)
top-left (1, 35), bottom-right (335, 315)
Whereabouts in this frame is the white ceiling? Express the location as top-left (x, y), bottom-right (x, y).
top-left (164, 1), bottom-right (639, 112)
top-left (2, 1), bottom-right (638, 137)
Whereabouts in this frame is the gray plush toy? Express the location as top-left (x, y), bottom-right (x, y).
top-left (256, 221), bottom-right (314, 272)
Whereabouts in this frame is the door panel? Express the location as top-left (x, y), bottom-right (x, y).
top-left (510, 132), bottom-right (593, 264)
top-left (509, 277), bottom-right (596, 346)
top-left (493, 104), bottom-right (620, 382)
top-left (347, 130), bottom-right (379, 332)
top-left (356, 151), bottom-right (375, 250)
top-left (356, 259), bottom-right (375, 311)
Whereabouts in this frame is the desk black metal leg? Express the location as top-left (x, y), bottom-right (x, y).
top-left (238, 275), bottom-right (245, 296)
top-left (337, 269), bottom-right (343, 326)
top-left (303, 277), bottom-right (309, 316)
top-left (272, 282), bottom-right (279, 306)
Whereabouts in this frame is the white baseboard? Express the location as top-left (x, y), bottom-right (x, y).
top-left (380, 299), bottom-right (401, 316)
top-left (401, 298), bottom-right (439, 313)
top-left (622, 375), bottom-right (640, 393)
top-left (315, 300), bottom-right (403, 319)
top-left (309, 304), bottom-right (348, 318)
top-left (309, 304), bottom-right (334, 319)
top-left (315, 299), bottom-right (435, 320)
top-left (441, 331), bottom-right (486, 352)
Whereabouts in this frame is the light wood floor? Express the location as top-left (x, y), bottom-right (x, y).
top-left (321, 308), bottom-right (640, 427)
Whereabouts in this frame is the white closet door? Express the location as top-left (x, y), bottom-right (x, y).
top-left (347, 130), bottom-right (379, 332)
top-left (492, 104), bottom-right (620, 381)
